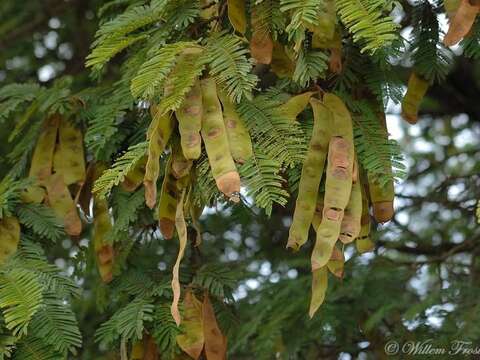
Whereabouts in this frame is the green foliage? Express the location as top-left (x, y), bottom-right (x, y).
top-left (336, 0), bottom-right (398, 53)
top-left (95, 298), bottom-right (154, 346)
top-left (0, 177), bottom-right (30, 219)
top-left (192, 264), bottom-right (238, 299)
top-left (462, 19), bottom-right (480, 60)
top-left (29, 294), bottom-right (82, 355)
top-left (12, 337), bottom-right (62, 360)
top-left (151, 304), bottom-right (180, 357)
top-left (410, 1), bottom-right (452, 82)
top-left (16, 204), bottom-right (65, 242)
top-left (239, 152), bottom-right (290, 216)
top-left (280, 0), bottom-right (320, 45)
top-left (93, 141), bottom-right (148, 198)
top-left (0, 268), bottom-right (43, 336)
top-left (203, 33), bottom-right (257, 103)
top-left (0, 83), bottom-right (41, 124)
top-left (292, 49), bottom-right (329, 87)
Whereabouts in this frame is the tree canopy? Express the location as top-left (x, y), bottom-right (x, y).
top-left (0, 0), bottom-right (479, 359)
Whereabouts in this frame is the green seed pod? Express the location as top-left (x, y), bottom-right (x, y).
top-left (200, 78), bottom-right (240, 201)
top-left (368, 173), bottom-right (394, 223)
top-left (45, 173), bottom-right (82, 236)
top-left (175, 80), bottom-right (203, 160)
top-left (29, 115), bottom-right (60, 183)
top-left (144, 109), bottom-right (174, 209)
top-left (356, 180), bottom-right (374, 253)
top-left (312, 93), bottom-right (354, 271)
top-left (0, 216), bottom-right (20, 264)
top-left (121, 155), bottom-right (147, 192)
top-left (53, 119), bottom-right (86, 185)
top-left (401, 72), bottom-right (429, 124)
top-left (171, 141), bottom-right (193, 180)
top-left (92, 164), bottom-right (114, 283)
top-left (227, 0), bottom-right (247, 34)
top-left (339, 171), bottom-right (362, 244)
top-left (158, 156), bottom-right (178, 240)
top-left (287, 98), bottom-right (332, 250)
top-left (277, 91), bottom-right (316, 122)
top-left (309, 266), bottom-right (328, 318)
top-left (20, 185), bottom-right (45, 204)
top-left (327, 245), bottom-right (344, 278)
top-left (218, 90), bottom-right (253, 163)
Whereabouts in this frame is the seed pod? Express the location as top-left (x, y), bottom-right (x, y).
top-left (311, 94), bottom-right (354, 271)
top-left (287, 98), bottom-right (332, 250)
top-left (311, 189), bottom-right (324, 231)
top-left (327, 246), bottom-right (344, 278)
top-left (121, 155), bottom-right (146, 192)
top-left (20, 185), bottom-right (45, 204)
top-left (144, 109), bottom-right (174, 209)
top-left (339, 175), bottom-right (362, 244)
top-left (329, 47), bottom-right (342, 74)
top-left (270, 42), bottom-right (296, 78)
top-left (171, 142), bottom-right (193, 179)
top-left (356, 180), bottom-right (374, 253)
top-left (158, 156), bottom-right (178, 240)
top-left (218, 90), bottom-right (253, 163)
top-left (309, 266), bottom-right (328, 318)
top-left (202, 293), bottom-right (228, 360)
top-left (250, 8), bottom-right (273, 64)
top-left (45, 173), bottom-right (82, 236)
top-left (175, 81), bottom-right (203, 160)
top-left (401, 72), bottom-right (429, 124)
top-left (130, 340), bottom-right (144, 360)
top-left (444, 0), bottom-right (462, 18)
top-left (176, 290), bottom-right (204, 359)
top-left (53, 119), bottom-right (86, 185)
top-left (171, 190), bottom-right (187, 326)
top-left (368, 175), bottom-right (394, 223)
top-left (0, 216), bottom-right (20, 264)
top-left (444, 0), bottom-right (480, 46)
top-left (278, 91), bottom-right (316, 122)
top-left (92, 164), bottom-right (114, 283)
top-left (29, 115), bottom-right (60, 183)
top-left (200, 78), bottom-right (240, 201)
top-left (227, 0), bottom-right (247, 34)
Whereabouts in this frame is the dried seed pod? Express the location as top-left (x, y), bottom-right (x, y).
top-left (158, 156), bottom-right (178, 240)
top-left (29, 114), bottom-right (60, 183)
top-left (53, 119), bottom-right (86, 185)
top-left (0, 216), bottom-right (20, 264)
top-left (218, 90), bottom-right (253, 163)
top-left (175, 81), bottom-right (203, 160)
top-left (401, 72), bottom-right (429, 124)
top-left (202, 293), bottom-right (228, 360)
top-left (250, 8), bottom-right (273, 64)
top-left (311, 94), bottom-right (354, 271)
top-left (130, 340), bottom-right (144, 360)
top-left (200, 78), bottom-right (240, 201)
top-left (45, 173), bottom-right (82, 236)
top-left (227, 0), bottom-right (247, 34)
top-left (121, 155), bottom-right (146, 192)
top-left (444, 0), bottom-right (480, 46)
top-left (171, 190), bottom-right (187, 326)
top-left (144, 109), bottom-right (174, 209)
top-left (176, 290), bottom-right (204, 359)
top-left (309, 266), bottom-right (328, 318)
top-left (287, 98), bottom-right (332, 250)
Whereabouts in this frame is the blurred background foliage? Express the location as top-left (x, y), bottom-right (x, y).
top-left (0, 0), bottom-right (479, 359)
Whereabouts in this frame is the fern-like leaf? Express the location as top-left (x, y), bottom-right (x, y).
top-left (93, 141), bottom-right (148, 199)
top-left (203, 32), bottom-right (257, 103)
top-left (16, 204), bottom-right (65, 242)
top-left (29, 294), bottom-right (82, 355)
top-left (336, 0), bottom-right (398, 53)
top-left (0, 268), bottom-right (43, 336)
